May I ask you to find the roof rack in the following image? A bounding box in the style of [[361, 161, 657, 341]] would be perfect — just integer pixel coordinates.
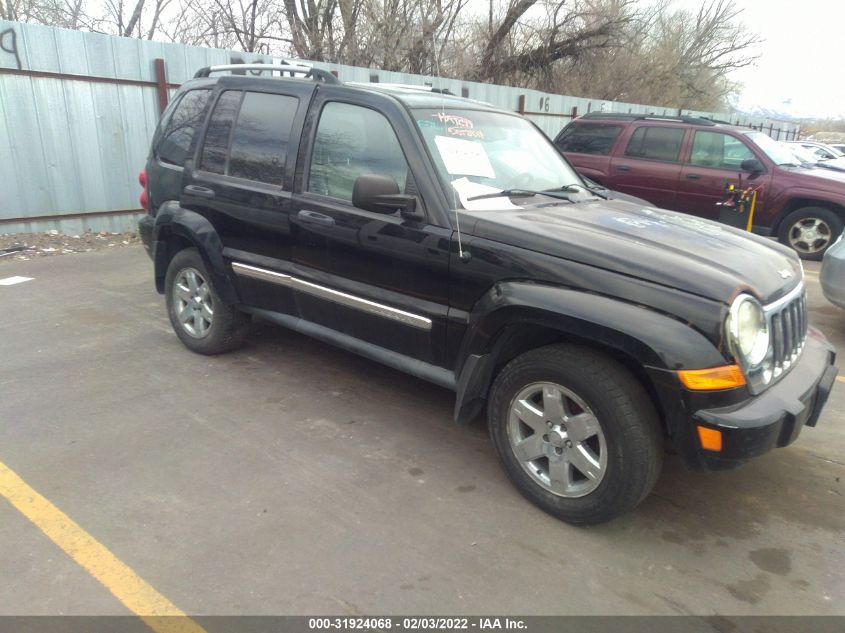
[[194, 64, 340, 84], [347, 82, 455, 96], [579, 112, 717, 127]]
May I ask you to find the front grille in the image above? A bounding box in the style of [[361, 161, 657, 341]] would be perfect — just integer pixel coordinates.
[[767, 286, 808, 378]]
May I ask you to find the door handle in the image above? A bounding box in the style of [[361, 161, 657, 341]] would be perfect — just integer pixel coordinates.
[[616, 164, 631, 172], [183, 185, 215, 199], [686, 173, 702, 180], [297, 210, 335, 228]]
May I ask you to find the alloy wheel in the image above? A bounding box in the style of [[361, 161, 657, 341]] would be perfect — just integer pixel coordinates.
[[788, 217, 833, 255], [173, 267, 214, 338], [507, 382, 607, 498]]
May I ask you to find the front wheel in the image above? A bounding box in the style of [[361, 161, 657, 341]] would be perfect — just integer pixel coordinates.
[[778, 207, 843, 260], [487, 344, 663, 525]]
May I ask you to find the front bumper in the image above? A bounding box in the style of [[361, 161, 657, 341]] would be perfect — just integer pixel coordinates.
[[692, 328, 837, 469], [138, 214, 155, 260]]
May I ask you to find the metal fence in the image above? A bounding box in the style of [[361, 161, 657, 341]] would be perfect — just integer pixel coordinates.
[[0, 19, 802, 235]]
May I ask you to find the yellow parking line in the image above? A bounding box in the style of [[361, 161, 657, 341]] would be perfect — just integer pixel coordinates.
[[836, 375, 845, 384], [0, 460, 206, 633]]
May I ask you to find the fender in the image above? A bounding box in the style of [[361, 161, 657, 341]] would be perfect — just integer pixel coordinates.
[[770, 187, 845, 230], [453, 281, 727, 424], [151, 202, 240, 304]]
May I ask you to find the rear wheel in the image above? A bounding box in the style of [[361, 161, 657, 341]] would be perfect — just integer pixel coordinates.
[[165, 248, 250, 354], [778, 207, 843, 260], [487, 344, 663, 525]]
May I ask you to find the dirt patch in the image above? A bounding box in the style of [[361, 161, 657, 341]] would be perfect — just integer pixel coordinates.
[[0, 230, 141, 263]]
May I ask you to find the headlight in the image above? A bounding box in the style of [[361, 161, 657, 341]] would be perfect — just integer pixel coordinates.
[[726, 295, 769, 367]]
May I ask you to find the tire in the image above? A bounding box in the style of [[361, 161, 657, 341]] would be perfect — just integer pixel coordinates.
[[164, 247, 250, 355], [487, 344, 662, 525], [777, 207, 843, 261]]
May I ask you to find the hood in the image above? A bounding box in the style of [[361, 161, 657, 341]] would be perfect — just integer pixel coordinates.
[[814, 158, 845, 173], [779, 164, 845, 186], [462, 197, 802, 304]]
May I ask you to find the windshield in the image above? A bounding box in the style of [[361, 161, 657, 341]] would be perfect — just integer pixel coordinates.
[[744, 131, 799, 166], [817, 143, 844, 158], [413, 108, 589, 208]]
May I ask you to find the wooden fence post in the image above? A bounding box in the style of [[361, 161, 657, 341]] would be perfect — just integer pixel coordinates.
[[154, 58, 169, 115]]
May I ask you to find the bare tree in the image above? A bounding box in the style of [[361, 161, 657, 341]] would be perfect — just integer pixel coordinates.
[[2, 0, 90, 28], [556, 0, 760, 110], [3, 0, 762, 113], [467, 0, 634, 83]]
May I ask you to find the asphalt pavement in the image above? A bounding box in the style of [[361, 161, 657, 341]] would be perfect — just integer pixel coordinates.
[[0, 247, 842, 616]]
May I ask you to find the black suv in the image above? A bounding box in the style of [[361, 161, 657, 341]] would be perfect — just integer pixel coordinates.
[[139, 64, 838, 524]]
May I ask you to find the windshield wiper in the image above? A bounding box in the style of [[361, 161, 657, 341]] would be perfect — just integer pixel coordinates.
[[466, 189, 539, 201], [547, 183, 607, 199]]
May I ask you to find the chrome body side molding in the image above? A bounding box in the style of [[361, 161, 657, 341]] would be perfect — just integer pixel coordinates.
[[231, 262, 433, 331]]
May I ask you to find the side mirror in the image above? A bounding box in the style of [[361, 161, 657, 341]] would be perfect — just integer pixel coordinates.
[[740, 158, 764, 175], [352, 174, 423, 220]]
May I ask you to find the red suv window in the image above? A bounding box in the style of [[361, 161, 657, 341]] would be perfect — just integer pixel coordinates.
[[624, 126, 685, 163], [556, 123, 622, 155]]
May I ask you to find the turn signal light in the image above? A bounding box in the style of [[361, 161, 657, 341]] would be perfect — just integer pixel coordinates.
[[677, 365, 746, 391], [697, 426, 723, 452]]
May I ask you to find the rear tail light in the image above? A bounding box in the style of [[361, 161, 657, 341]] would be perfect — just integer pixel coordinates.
[[139, 168, 149, 210]]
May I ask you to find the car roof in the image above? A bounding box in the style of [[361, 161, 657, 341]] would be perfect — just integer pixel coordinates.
[[183, 70, 509, 115], [349, 83, 504, 112], [571, 112, 745, 130]]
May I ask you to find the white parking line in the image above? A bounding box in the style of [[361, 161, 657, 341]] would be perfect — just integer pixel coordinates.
[[0, 276, 34, 286]]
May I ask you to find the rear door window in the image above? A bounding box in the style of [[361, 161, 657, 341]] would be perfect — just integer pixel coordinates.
[[198, 91, 299, 184], [157, 89, 211, 166], [199, 91, 242, 174], [229, 92, 298, 183], [556, 123, 622, 155], [624, 126, 685, 162]]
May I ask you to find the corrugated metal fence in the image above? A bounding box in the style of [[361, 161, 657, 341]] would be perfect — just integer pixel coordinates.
[[0, 19, 801, 235]]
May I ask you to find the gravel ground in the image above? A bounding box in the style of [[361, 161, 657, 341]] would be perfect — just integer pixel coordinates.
[[0, 230, 142, 263]]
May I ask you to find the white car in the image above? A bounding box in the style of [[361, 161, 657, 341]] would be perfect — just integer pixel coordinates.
[[781, 142, 845, 172], [788, 140, 845, 161]]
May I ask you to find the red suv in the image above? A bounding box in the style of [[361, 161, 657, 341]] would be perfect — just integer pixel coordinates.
[[555, 113, 845, 259]]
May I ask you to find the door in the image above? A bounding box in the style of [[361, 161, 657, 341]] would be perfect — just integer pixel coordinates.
[[180, 81, 314, 314], [676, 130, 769, 221], [290, 96, 452, 366], [607, 125, 687, 209]]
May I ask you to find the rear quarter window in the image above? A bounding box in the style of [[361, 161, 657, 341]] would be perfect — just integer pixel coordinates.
[[156, 88, 211, 167], [556, 123, 622, 155]]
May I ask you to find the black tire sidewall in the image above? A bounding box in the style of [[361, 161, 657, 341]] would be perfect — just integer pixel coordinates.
[[778, 207, 843, 261], [487, 345, 662, 525]]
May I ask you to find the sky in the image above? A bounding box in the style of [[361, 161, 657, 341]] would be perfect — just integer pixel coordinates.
[[673, 0, 844, 118]]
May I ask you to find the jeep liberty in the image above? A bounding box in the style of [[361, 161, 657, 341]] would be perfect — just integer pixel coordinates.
[[139, 65, 838, 524]]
